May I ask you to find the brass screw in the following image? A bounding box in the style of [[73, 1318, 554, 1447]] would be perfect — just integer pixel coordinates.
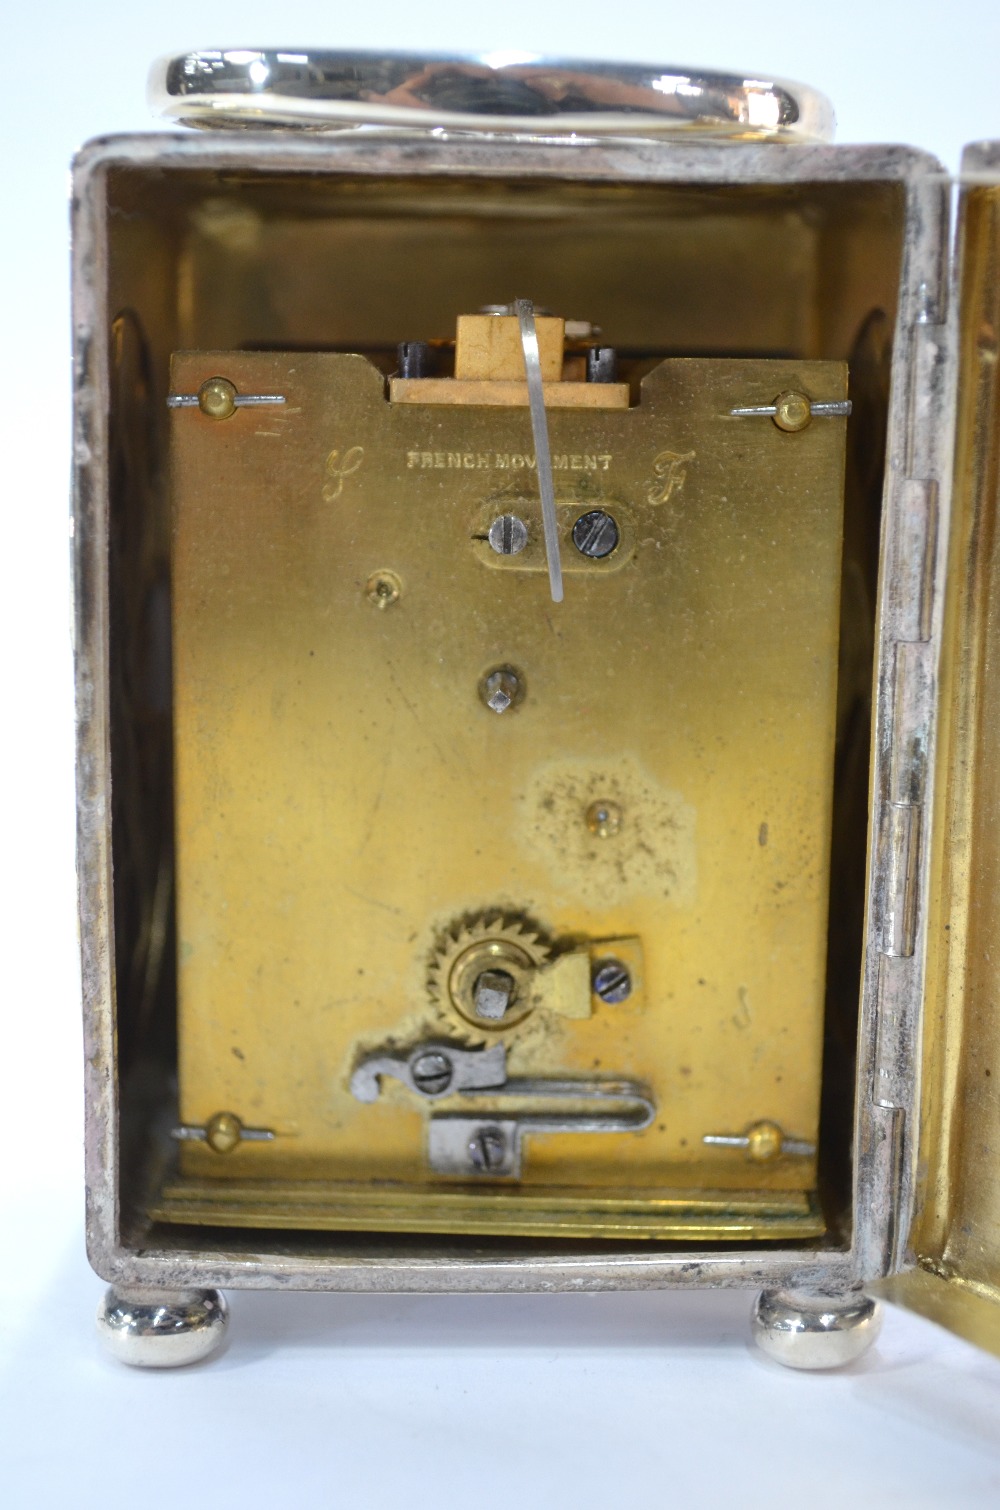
[[772, 392, 812, 433], [745, 1120, 784, 1162], [365, 570, 401, 609], [205, 1111, 243, 1153], [586, 799, 623, 838], [197, 377, 238, 420]]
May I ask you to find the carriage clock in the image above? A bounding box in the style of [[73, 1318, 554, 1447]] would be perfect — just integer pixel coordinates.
[[73, 50, 1000, 1369]]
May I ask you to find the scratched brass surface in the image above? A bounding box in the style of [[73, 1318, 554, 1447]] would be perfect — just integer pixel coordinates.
[[910, 178, 1000, 1351], [389, 378, 630, 408], [164, 349, 847, 1239]]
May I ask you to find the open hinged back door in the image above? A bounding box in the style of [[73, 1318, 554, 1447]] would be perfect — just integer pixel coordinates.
[[874, 143, 1000, 1356]]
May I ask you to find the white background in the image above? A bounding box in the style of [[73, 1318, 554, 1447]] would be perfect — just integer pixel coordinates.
[[3, 3, 1000, 1505]]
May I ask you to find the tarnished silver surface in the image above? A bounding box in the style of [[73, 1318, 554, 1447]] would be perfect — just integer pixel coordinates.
[[97, 1286, 229, 1368], [751, 1288, 883, 1370], [150, 51, 834, 141], [961, 140, 1000, 183], [853, 177, 954, 1286], [72, 127, 950, 1296]]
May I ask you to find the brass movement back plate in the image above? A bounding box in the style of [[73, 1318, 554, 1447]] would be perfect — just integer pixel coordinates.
[[160, 351, 847, 1240]]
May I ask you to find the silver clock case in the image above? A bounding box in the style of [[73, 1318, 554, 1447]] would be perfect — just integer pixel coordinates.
[[72, 125, 950, 1310]]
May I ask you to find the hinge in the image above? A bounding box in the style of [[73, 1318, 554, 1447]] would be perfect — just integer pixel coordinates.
[[904, 321, 948, 483], [887, 480, 938, 644], [871, 647, 930, 1105], [890, 641, 934, 803], [870, 313, 943, 1111], [876, 642, 933, 966], [878, 802, 922, 960], [873, 954, 918, 1110]]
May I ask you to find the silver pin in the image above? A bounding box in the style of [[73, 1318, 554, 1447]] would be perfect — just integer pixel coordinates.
[[729, 400, 852, 418], [703, 1124, 815, 1158], [166, 393, 286, 409], [515, 298, 563, 604], [171, 1123, 276, 1142]]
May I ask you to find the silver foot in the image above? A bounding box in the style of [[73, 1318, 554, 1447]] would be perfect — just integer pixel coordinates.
[[751, 1287, 882, 1370], [97, 1285, 229, 1368]]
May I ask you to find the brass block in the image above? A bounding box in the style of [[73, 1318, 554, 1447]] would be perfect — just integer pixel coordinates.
[[455, 312, 565, 380]]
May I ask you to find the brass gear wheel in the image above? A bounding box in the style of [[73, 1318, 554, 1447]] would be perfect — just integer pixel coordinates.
[[428, 913, 552, 1029]]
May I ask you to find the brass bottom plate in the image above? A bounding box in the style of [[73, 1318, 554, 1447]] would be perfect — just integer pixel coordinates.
[[153, 1178, 824, 1241]]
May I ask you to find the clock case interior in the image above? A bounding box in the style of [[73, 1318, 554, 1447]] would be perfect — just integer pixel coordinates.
[[92, 147, 909, 1266]]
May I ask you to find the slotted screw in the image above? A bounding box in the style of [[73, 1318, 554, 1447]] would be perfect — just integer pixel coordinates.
[[488, 514, 528, 555], [397, 341, 433, 379], [586, 346, 618, 383], [468, 1125, 507, 1172], [572, 510, 620, 559], [592, 959, 632, 1004], [410, 1050, 453, 1096]]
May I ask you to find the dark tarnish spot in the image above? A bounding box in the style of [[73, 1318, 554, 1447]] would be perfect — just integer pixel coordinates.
[[520, 756, 695, 906], [231, 1046, 245, 1061], [758, 822, 769, 846]]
